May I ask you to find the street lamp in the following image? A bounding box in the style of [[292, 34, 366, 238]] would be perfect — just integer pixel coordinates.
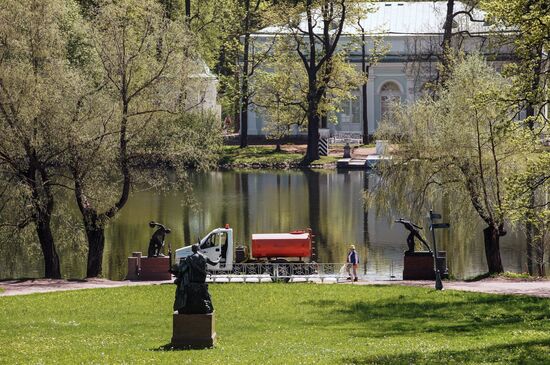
[[429, 210, 450, 290]]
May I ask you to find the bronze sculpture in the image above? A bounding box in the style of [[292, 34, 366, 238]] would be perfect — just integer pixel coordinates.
[[147, 221, 171, 258], [172, 244, 219, 314], [395, 218, 432, 253]]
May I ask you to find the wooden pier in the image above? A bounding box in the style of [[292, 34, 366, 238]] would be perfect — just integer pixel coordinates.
[[337, 155, 392, 170]]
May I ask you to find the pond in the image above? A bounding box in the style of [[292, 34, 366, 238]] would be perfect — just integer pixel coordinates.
[[1, 169, 526, 280]]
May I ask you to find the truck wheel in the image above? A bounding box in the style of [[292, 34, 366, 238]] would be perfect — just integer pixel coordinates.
[[270, 260, 290, 283]]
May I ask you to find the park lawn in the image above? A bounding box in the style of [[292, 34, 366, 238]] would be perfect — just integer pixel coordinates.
[[219, 146, 339, 166], [1, 284, 550, 364]]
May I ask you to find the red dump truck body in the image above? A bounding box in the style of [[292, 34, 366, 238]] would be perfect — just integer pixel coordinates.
[[251, 231, 312, 258]]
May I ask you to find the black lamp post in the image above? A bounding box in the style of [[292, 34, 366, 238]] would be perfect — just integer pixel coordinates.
[[429, 210, 450, 290]]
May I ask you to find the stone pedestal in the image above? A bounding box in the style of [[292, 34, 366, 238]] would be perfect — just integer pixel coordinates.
[[171, 312, 216, 349], [403, 251, 447, 280], [126, 252, 142, 280], [126, 252, 171, 280]]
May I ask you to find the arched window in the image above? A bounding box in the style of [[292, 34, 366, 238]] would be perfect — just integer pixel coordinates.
[[380, 82, 401, 119]]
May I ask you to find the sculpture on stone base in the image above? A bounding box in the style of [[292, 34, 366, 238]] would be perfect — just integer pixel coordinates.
[[147, 221, 171, 258], [395, 218, 432, 253], [172, 244, 219, 314]]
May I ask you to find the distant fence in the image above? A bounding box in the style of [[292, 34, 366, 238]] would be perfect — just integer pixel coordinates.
[[329, 132, 363, 145], [206, 261, 403, 283]]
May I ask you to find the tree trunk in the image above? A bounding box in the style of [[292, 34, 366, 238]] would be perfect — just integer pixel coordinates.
[[185, 0, 191, 22], [523, 47, 542, 276], [30, 165, 61, 279], [361, 29, 369, 144], [305, 112, 320, 162], [35, 217, 61, 279], [305, 86, 320, 163], [240, 0, 251, 148], [534, 226, 545, 277], [483, 225, 504, 274], [526, 217, 534, 275], [524, 87, 537, 276], [536, 241, 545, 277], [439, 0, 455, 86], [85, 224, 105, 278]]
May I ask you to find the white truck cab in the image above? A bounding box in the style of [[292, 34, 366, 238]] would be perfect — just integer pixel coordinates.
[[175, 227, 234, 271]]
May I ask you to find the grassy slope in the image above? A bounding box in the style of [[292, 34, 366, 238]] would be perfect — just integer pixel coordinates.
[[1, 284, 550, 364], [219, 146, 339, 166]]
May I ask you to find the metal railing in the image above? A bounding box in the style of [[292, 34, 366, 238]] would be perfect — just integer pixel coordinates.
[[206, 261, 403, 283], [329, 132, 363, 145]]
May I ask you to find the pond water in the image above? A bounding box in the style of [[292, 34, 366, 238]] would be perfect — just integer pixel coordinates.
[[2, 169, 527, 280]]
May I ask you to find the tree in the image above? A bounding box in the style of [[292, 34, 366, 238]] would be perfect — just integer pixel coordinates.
[[482, 0, 549, 275], [69, 0, 208, 277], [254, 66, 305, 150], [278, 0, 358, 162], [439, 0, 485, 85], [254, 37, 365, 149], [233, 0, 278, 148], [370, 55, 532, 274], [0, 0, 89, 278], [505, 153, 550, 276]]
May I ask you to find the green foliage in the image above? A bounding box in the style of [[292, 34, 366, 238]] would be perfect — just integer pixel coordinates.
[[0, 0, 94, 277], [183, 0, 277, 121], [482, 0, 550, 276], [466, 271, 537, 281], [504, 152, 550, 273], [0, 0, 224, 277], [254, 37, 367, 140], [137, 111, 223, 170], [482, 0, 549, 109], [253, 39, 309, 139], [64, 0, 212, 214], [501, 271, 535, 280], [2, 284, 550, 364], [369, 55, 536, 273], [371, 55, 530, 223]]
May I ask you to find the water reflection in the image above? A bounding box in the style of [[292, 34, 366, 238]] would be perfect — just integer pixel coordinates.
[[1, 169, 526, 280]]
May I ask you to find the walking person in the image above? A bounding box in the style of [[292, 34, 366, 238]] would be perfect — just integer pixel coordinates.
[[346, 245, 359, 282]]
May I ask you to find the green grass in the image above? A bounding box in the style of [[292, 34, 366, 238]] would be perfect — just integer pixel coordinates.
[[466, 272, 539, 282], [1, 284, 550, 364], [219, 146, 339, 167], [500, 272, 536, 280]]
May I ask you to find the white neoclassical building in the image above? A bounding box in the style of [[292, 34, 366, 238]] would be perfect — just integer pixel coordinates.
[[246, 1, 513, 137], [186, 59, 222, 120]]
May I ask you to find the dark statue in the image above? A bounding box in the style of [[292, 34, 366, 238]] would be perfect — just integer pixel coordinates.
[[395, 218, 432, 253], [172, 244, 219, 314], [147, 221, 171, 258]]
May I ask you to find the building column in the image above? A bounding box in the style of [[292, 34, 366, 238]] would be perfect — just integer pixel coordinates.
[[248, 109, 258, 135], [367, 75, 376, 134]]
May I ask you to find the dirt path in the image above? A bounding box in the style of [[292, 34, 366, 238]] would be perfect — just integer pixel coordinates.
[[1, 277, 550, 298], [0, 278, 173, 296], [346, 277, 550, 298]]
